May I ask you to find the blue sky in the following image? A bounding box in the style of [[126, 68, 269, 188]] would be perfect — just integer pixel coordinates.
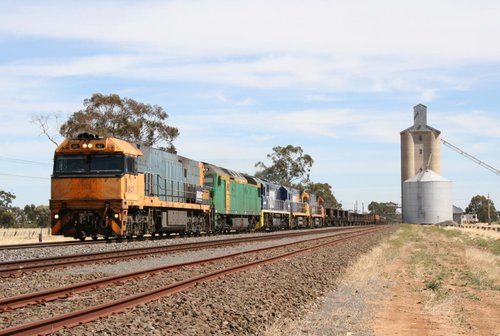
[[0, 0, 499, 211]]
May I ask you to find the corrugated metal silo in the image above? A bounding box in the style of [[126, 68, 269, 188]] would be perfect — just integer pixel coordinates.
[[402, 169, 452, 224]]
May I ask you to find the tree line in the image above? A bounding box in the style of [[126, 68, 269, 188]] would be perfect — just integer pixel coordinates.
[[34, 93, 343, 210], [4, 93, 493, 228], [0, 191, 50, 228]]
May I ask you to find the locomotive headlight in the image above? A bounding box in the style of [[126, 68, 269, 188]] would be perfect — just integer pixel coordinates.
[[114, 213, 119, 218], [54, 214, 59, 219], [82, 143, 88, 148], [87, 143, 93, 148]]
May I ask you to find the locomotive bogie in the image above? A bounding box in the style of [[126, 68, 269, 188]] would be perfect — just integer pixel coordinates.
[[260, 211, 290, 230]]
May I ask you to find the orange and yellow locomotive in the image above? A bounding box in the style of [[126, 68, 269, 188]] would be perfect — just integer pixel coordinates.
[[50, 133, 210, 240]]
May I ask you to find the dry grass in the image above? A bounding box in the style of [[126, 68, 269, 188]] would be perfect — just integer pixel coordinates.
[[463, 247, 500, 290], [444, 225, 500, 240], [0, 228, 71, 244], [343, 243, 390, 283]]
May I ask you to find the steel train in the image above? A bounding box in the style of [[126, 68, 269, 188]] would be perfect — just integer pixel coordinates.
[[50, 134, 380, 240]]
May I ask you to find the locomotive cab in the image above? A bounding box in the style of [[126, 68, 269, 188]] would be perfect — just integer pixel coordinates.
[[50, 134, 143, 240]]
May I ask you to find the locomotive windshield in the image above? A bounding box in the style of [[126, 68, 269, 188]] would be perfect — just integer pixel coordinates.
[[204, 174, 215, 187], [53, 154, 137, 176]]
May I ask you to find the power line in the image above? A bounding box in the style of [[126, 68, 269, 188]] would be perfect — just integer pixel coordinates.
[[0, 155, 51, 166], [0, 173, 50, 180]]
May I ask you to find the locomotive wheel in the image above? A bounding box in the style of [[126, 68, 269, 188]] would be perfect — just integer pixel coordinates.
[[91, 235, 98, 241], [78, 231, 86, 241]]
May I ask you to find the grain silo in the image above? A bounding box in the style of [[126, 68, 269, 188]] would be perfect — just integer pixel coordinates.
[[400, 104, 441, 184], [400, 104, 452, 223], [402, 169, 453, 224]]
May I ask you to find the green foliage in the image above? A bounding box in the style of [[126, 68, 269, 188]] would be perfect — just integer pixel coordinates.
[[0, 209, 15, 227], [0, 190, 16, 208], [0, 191, 50, 228], [465, 195, 498, 222], [59, 93, 179, 152], [306, 182, 341, 209], [0, 190, 16, 228], [425, 278, 442, 291], [255, 145, 314, 188], [368, 201, 398, 215], [23, 204, 51, 228]]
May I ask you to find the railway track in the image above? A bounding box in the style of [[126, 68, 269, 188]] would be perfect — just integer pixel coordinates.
[[0, 226, 358, 250], [0, 233, 200, 250], [0, 239, 116, 250], [0, 226, 385, 335], [0, 226, 368, 277]]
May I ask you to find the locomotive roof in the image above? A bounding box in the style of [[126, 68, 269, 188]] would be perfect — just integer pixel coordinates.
[[55, 136, 143, 156]]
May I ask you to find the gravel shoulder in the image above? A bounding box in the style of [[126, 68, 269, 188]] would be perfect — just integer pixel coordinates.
[[39, 227, 391, 335]]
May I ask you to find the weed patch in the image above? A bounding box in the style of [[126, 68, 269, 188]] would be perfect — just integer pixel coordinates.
[[389, 224, 422, 248]]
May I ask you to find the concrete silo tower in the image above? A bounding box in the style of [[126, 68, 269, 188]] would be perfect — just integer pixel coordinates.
[[400, 104, 452, 224], [400, 104, 441, 184]]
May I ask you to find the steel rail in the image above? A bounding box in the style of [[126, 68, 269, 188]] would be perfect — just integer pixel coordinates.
[[0, 226, 367, 277], [0, 226, 386, 336], [0, 232, 220, 250], [0, 239, 117, 250], [0, 226, 380, 311]]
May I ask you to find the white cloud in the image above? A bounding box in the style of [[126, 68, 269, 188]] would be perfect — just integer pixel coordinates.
[[174, 107, 410, 149], [0, 53, 476, 96], [1, 1, 499, 62], [439, 110, 500, 142], [420, 89, 437, 102]]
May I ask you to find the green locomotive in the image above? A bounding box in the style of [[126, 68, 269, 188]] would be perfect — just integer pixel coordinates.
[[203, 163, 261, 232]]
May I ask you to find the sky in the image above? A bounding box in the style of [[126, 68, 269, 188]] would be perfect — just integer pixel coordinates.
[[0, 0, 499, 212]]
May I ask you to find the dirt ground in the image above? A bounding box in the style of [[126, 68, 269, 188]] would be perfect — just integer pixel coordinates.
[[266, 224, 500, 336], [373, 225, 499, 336]]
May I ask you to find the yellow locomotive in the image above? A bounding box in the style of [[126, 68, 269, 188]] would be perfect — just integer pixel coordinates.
[[50, 133, 210, 240]]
